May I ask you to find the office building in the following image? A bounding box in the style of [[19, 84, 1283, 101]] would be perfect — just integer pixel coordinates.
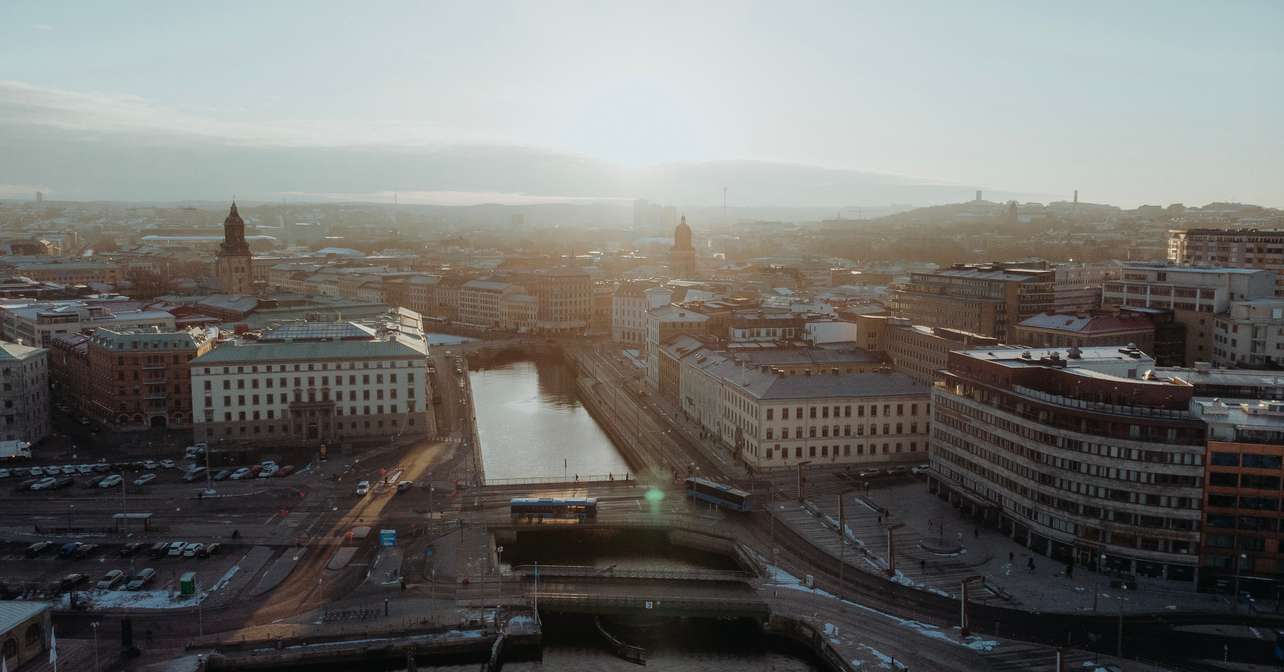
[[85, 328, 213, 431], [0, 301, 175, 348], [930, 346, 1204, 582], [1212, 298, 1284, 368], [1014, 311, 1156, 355], [891, 263, 1055, 342], [190, 322, 433, 447], [1103, 263, 1275, 365]]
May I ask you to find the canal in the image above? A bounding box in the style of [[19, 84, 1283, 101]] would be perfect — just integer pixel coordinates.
[[469, 355, 631, 481]]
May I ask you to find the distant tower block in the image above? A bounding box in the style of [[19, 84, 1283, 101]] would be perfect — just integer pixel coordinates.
[[975, 190, 982, 202], [1074, 189, 1079, 204], [35, 191, 43, 203]]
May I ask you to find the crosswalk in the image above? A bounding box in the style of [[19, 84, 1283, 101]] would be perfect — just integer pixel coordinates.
[[982, 640, 1100, 671]]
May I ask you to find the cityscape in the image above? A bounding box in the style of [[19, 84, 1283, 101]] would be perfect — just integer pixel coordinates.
[[2, 2, 1283, 672]]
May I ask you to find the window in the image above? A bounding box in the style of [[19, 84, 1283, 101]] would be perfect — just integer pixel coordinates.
[[1243, 454, 1283, 469], [1211, 452, 1240, 467]]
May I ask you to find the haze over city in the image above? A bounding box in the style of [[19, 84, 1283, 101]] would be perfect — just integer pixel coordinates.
[[3, 1, 1282, 207], [6, 3, 1284, 672]]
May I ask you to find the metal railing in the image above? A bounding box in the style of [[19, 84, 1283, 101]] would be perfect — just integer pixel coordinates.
[[483, 473, 634, 487], [512, 564, 750, 582]]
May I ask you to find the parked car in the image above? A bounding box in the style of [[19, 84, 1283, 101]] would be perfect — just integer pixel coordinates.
[[249, 465, 262, 477], [229, 467, 251, 480], [133, 474, 157, 487], [119, 542, 146, 557], [257, 466, 277, 479], [77, 465, 94, 475], [355, 480, 370, 496], [182, 543, 204, 558], [29, 466, 45, 477], [276, 465, 296, 477], [0, 468, 10, 479], [396, 480, 413, 494], [84, 475, 107, 488], [203, 543, 222, 557], [59, 573, 88, 590], [910, 464, 931, 477], [182, 467, 207, 483], [92, 463, 110, 473], [59, 542, 83, 558], [25, 541, 52, 557], [212, 469, 231, 481], [159, 459, 176, 469], [98, 475, 123, 488], [51, 476, 74, 490], [77, 416, 90, 425], [147, 542, 169, 559], [125, 568, 156, 590], [16, 478, 40, 491], [10, 467, 29, 477], [73, 543, 99, 559], [142, 460, 158, 471], [96, 569, 125, 590], [29, 477, 58, 491], [167, 541, 187, 557]]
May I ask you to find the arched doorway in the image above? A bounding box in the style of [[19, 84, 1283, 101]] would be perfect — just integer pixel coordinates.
[[150, 416, 168, 429]]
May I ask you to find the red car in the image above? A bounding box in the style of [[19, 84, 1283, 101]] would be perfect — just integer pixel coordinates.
[[275, 465, 296, 477]]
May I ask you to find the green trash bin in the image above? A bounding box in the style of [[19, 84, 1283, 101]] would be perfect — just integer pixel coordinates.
[[179, 571, 197, 596]]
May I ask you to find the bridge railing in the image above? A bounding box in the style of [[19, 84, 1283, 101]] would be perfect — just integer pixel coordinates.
[[530, 591, 769, 615], [512, 564, 751, 582], [483, 473, 634, 487]]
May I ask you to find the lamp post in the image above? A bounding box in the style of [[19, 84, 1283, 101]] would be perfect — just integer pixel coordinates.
[[1116, 585, 1127, 657], [90, 621, 100, 672], [1233, 552, 1247, 612], [1093, 554, 1106, 613], [66, 504, 73, 531]]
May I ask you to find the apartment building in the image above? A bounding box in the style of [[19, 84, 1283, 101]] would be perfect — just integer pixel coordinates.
[[1169, 228, 1284, 296], [1102, 263, 1275, 365], [0, 341, 49, 444], [8, 260, 121, 286], [520, 267, 592, 334], [891, 263, 1054, 342], [457, 280, 524, 328], [86, 328, 213, 431], [190, 322, 433, 447], [1193, 398, 1284, 589], [612, 281, 667, 344], [930, 346, 1205, 582], [851, 314, 1001, 385], [645, 305, 710, 390], [1212, 298, 1284, 368], [1013, 311, 1156, 355]]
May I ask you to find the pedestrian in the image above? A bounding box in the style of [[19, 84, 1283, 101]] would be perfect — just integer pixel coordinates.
[[1065, 562, 1074, 579], [1008, 551, 1014, 562], [1027, 557, 1035, 573], [974, 526, 979, 539]]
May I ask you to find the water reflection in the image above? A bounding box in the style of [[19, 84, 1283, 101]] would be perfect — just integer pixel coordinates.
[[471, 357, 631, 480]]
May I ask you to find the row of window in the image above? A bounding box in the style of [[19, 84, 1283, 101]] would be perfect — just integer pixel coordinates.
[[764, 402, 923, 421], [205, 372, 414, 391], [200, 360, 419, 375], [207, 403, 416, 423], [764, 422, 920, 440]]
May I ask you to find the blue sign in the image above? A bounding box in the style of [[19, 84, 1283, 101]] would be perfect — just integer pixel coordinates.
[[380, 529, 397, 547]]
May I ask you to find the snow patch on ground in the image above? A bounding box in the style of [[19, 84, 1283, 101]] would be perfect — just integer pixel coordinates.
[[80, 589, 204, 610], [211, 564, 239, 592], [859, 644, 908, 670], [765, 565, 999, 653]]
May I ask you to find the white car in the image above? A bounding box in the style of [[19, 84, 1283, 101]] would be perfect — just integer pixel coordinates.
[[42, 466, 58, 476], [167, 541, 187, 557], [142, 461, 158, 470], [133, 474, 157, 486], [30, 477, 58, 491], [77, 465, 94, 475], [0, 469, 10, 479], [229, 467, 251, 480], [29, 466, 43, 477], [258, 466, 277, 479], [159, 459, 176, 469], [355, 480, 370, 496], [98, 475, 123, 488]]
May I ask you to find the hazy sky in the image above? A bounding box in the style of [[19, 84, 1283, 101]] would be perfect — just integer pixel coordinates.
[[2, 1, 1282, 207]]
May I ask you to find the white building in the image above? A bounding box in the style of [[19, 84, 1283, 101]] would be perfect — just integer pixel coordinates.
[[190, 322, 433, 447], [0, 341, 49, 444], [644, 305, 710, 390], [612, 282, 671, 344], [458, 280, 523, 328], [1213, 298, 1284, 368]]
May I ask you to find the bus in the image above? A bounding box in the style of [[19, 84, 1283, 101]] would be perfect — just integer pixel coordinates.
[[685, 476, 753, 512], [510, 497, 598, 521]]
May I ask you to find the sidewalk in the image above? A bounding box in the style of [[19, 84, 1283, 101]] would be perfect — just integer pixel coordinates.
[[816, 481, 1238, 615]]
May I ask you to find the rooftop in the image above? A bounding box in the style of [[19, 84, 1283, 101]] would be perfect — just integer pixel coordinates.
[[730, 370, 927, 401], [0, 600, 49, 635], [1017, 312, 1153, 334]]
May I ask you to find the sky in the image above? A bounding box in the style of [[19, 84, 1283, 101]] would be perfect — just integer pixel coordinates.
[[1, 1, 1282, 207]]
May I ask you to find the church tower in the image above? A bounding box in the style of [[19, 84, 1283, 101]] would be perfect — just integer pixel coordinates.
[[215, 202, 254, 295], [669, 215, 696, 277]]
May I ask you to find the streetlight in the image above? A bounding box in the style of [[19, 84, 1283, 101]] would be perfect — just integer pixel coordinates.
[[1233, 552, 1247, 612], [1093, 554, 1106, 613], [66, 504, 73, 531], [90, 621, 100, 672], [1116, 585, 1127, 658]]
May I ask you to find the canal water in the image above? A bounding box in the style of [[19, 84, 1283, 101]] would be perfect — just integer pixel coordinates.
[[469, 356, 630, 481]]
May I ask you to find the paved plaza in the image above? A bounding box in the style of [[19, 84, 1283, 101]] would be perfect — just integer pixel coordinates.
[[784, 480, 1250, 615]]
